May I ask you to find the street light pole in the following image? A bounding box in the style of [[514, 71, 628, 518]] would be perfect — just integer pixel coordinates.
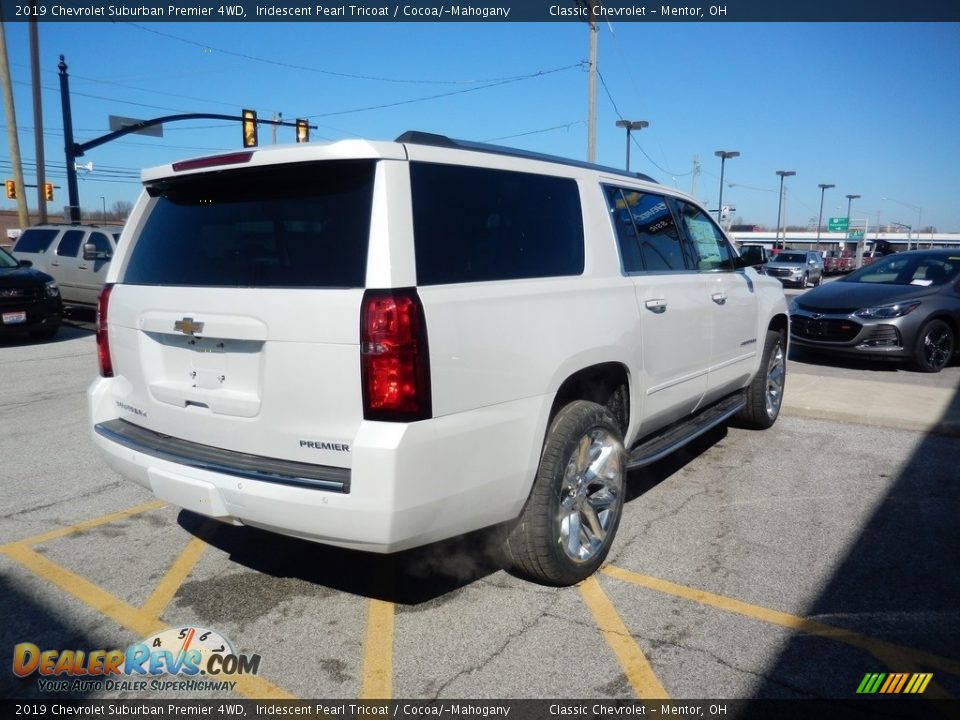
[[845, 194, 860, 255], [775, 170, 796, 250], [615, 120, 648, 172], [816, 183, 834, 249], [883, 197, 922, 250], [714, 150, 739, 223]]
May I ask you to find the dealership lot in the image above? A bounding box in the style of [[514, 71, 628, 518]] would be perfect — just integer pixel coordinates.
[[2, 316, 958, 702]]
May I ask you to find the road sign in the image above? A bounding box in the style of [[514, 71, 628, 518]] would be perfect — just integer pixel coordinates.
[[847, 229, 864, 240], [828, 217, 849, 232], [109, 115, 163, 138]]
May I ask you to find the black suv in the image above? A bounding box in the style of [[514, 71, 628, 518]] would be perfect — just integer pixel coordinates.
[[0, 246, 62, 340]]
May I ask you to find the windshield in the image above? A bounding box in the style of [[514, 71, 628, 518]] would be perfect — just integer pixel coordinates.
[[774, 253, 806, 263], [843, 254, 960, 286], [0, 247, 18, 268]]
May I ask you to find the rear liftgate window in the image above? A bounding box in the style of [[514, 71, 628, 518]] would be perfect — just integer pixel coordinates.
[[410, 162, 584, 285], [124, 160, 376, 288]]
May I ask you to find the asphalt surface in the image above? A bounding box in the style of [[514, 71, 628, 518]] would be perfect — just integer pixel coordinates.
[[2, 303, 958, 704]]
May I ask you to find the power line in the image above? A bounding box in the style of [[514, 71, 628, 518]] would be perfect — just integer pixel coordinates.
[[308, 64, 583, 119], [597, 69, 689, 178], [484, 122, 585, 142], [128, 23, 578, 87]]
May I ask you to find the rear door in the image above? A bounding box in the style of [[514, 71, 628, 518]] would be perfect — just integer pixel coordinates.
[[106, 159, 379, 469], [50, 229, 85, 302], [604, 185, 709, 434]]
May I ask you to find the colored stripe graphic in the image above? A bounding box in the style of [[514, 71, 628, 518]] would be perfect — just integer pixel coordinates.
[[857, 672, 933, 694]]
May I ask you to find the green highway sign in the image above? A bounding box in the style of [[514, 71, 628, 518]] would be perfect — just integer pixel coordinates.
[[847, 229, 864, 240], [828, 217, 849, 232]]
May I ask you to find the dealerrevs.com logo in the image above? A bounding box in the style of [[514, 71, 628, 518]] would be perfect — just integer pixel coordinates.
[[13, 626, 261, 693]]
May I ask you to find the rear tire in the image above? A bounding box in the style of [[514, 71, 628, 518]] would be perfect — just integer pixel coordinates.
[[911, 319, 954, 373], [734, 329, 786, 430], [505, 401, 626, 586]]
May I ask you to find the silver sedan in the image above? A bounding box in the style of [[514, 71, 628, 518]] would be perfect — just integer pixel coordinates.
[[789, 249, 960, 372]]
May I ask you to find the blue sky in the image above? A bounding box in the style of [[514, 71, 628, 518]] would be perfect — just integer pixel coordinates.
[[2, 21, 959, 230]]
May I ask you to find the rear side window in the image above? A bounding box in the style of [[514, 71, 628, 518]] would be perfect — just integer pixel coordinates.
[[14, 228, 58, 253], [123, 161, 375, 288], [56, 230, 84, 258], [410, 162, 584, 285]]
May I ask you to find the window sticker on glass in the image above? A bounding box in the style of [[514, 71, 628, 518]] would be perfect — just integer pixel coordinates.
[[911, 279, 934, 286]]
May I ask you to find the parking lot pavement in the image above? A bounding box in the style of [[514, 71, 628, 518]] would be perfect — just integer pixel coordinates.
[[3, 326, 959, 703]]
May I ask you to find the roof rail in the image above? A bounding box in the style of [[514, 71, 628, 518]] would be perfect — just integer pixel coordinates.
[[395, 130, 658, 184]]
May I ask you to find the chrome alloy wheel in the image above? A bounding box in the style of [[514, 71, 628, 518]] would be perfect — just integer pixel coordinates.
[[557, 429, 624, 563], [765, 339, 786, 420]]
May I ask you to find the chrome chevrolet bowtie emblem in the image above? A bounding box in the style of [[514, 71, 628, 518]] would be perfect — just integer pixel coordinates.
[[174, 317, 204, 335], [811, 313, 824, 320]]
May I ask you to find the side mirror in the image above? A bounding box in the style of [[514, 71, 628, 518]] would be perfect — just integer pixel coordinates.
[[739, 247, 764, 266], [17, 258, 32, 268]]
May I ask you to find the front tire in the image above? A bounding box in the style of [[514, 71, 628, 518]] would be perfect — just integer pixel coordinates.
[[912, 319, 954, 373], [734, 328, 786, 430], [505, 401, 626, 586]]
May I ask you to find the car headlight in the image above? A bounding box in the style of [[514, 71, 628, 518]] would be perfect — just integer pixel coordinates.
[[45, 280, 60, 298], [854, 301, 920, 319]]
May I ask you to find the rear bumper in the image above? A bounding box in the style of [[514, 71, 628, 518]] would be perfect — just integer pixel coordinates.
[[88, 378, 547, 553]]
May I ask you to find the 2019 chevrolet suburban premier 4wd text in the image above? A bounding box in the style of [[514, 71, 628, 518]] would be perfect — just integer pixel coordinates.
[[88, 132, 789, 585]]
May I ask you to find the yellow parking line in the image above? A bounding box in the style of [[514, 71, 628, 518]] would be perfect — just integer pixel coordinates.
[[603, 566, 960, 677], [4, 528, 296, 700], [0, 500, 166, 551], [359, 599, 395, 699], [139, 536, 208, 621], [579, 575, 670, 699], [4, 543, 164, 638]]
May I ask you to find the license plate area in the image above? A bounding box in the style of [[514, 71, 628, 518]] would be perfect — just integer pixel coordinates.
[[2, 311, 26, 325]]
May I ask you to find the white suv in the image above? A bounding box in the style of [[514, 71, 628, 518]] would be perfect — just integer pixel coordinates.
[[12, 223, 121, 306], [88, 133, 788, 585]]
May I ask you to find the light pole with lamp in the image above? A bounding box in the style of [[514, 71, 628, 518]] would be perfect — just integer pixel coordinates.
[[775, 170, 795, 250], [882, 197, 922, 250], [844, 194, 860, 258], [615, 120, 648, 172], [714, 150, 739, 223], [815, 183, 834, 250]]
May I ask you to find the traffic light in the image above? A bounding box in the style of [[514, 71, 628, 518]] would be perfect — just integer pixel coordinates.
[[242, 108, 258, 148], [44, 182, 54, 201], [295, 118, 309, 144], [5, 179, 15, 200]]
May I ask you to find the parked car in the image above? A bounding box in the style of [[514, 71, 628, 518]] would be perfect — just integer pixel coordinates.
[[88, 132, 788, 585], [790, 249, 960, 372], [12, 224, 121, 307], [0, 245, 62, 340], [764, 250, 824, 287], [860, 251, 881, 267]]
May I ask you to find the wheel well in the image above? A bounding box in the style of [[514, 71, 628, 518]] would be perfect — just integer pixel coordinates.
[[549, 363, 630, 435], [769, 313, 788, 337]]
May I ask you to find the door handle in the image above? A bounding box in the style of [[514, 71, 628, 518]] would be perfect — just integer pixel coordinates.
[[712, 293, 727, 305], [644, 299, 667, 313]]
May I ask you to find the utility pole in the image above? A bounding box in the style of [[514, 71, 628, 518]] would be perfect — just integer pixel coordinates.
[[0, 21, 30, 229], [586, 4, 597, 163], [29, 13, 46, 223], [690, 155, 699, 197]]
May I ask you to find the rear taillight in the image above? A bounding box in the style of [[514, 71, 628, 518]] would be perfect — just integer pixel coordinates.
[[361, 288, 431, 422], [97, 284, 113, 378]]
